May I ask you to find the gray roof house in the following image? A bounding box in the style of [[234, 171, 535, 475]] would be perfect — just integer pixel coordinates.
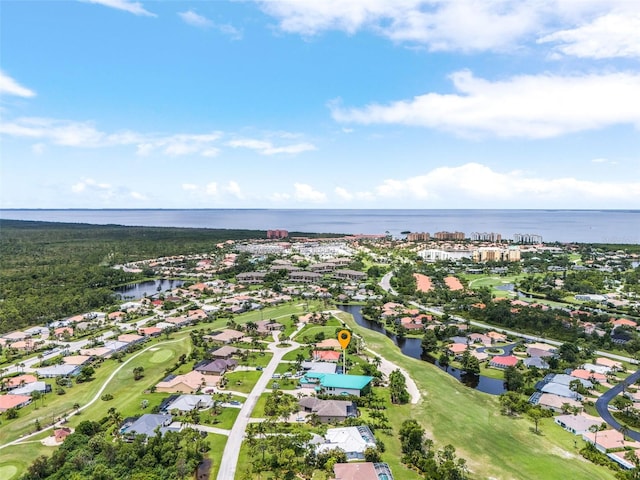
[[298, 397, 356, 423], [120, 414, 174, 438]]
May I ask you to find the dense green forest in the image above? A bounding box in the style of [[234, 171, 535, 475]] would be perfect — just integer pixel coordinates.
[[0, 220, 334, 334]]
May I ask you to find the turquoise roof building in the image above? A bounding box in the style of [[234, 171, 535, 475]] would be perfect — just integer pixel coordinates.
[[301, 373, 373, 397]]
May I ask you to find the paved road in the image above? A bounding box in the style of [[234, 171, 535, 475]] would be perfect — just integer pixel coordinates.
[[216, 332, 300, 480], [595, 369, 640, 440]]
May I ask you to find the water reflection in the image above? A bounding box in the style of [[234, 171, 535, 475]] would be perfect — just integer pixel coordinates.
[[114, 279, 184, 299], [338, 304, 506, 395]]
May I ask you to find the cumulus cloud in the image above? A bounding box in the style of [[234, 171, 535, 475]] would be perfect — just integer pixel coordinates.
[[227, 137, 316, 155], [130, 191, 147, 200], [225, 181, 244, 199], [256, 0, 640, 57], [331, 70, 640, 138], [294, 183, 327, 203], [83, 0, 156, 17], [370, 163, 640, 203], [182, 183, 198, 191], [0, 71, 36, 98], [539, 13, 640, 59], [178, 10, 213, 28], [256, 0, 541, 52]]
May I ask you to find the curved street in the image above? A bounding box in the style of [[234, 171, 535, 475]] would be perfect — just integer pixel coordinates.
[[596, 369, 640, 441]]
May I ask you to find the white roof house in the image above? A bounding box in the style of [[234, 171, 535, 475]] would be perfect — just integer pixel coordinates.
[[315, 426, 376, 460]]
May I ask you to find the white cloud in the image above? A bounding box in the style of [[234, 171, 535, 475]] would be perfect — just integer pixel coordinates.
[[335, 187, 353, 201], [225, 181, 244, 199], [205, 182, 219, 196], [294, 183, 327, 203], [539, 13, 640, 59], [331, 70, 640, 138], [257, 0, 543, 52], [370, 163, 640, 203], [71, 178, 112, 193], [591, 158, 618, 166], [227, 137, 316, 155], [84, 0, 156, 17], [0, 117, 224, 156], [256, 0, 640, 57], [0, 71, 36, 98], [130, 191, 147, 200], [179, 10, 213, 28], [217, 23, 243, 40], [182, 183, 198, 191]]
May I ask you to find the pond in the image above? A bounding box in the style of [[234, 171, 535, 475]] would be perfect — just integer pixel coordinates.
[[114, 279, 184, 300], [338, 304, 506, 395]]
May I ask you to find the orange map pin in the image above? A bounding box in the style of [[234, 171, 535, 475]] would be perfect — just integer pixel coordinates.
[[337, 330, 351, 349]]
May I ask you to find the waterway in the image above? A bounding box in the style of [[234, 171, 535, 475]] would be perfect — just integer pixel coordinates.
[[338, 304, 506, 395], [114, 279, 184, 299]]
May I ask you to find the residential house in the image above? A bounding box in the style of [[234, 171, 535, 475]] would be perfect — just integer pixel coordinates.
[[9, 381, 50, 396], [0, 394, 31, 412], [555, 414, 603, 435], [301, 362, 338, 375], [316, 339, 342, 350], [595, 358, 624, 372], [315, 426, 376, 460], [332, 462, 394, 480], [530, 392, 582, 413], [162, 394, 213, 413], [489, 355, 519, 369], [118, 333, 145, 345], [36, 364, 79, 378], [298, 397, 356, 423], [4, 374, 37, 390], [138, 327, 162, 337], [120, 414, 174, 438], [300, 373, 373, 397], [204, 329, 245, 344], [155, 371, 220, 394], [582, 429, 636, 453], [195, 359, 237, 376], [313, 350, 341, 363], [210, 346, 239, 359], [487, 331, 507, 343]]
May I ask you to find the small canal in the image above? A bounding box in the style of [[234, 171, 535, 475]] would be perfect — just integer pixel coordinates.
[[338, 304, 506, 395]]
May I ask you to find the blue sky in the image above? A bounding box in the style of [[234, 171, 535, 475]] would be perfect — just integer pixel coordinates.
[[1, 0, 639, 209]]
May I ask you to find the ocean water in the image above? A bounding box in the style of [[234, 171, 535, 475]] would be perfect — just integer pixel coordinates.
[[1, 209, 639, 244]]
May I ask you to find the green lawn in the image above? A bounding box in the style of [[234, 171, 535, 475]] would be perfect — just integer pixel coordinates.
[[201, 406, 240, 430], [205, 433, 228, 479], [222, 370, 263, 394], [282, 346, 311, 361], [0, 442, 56, 480], [250, 393, 270, 418], [294, 325, 341, 343], [337, 311, 617, 480], [238, 351, 273, 368]]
